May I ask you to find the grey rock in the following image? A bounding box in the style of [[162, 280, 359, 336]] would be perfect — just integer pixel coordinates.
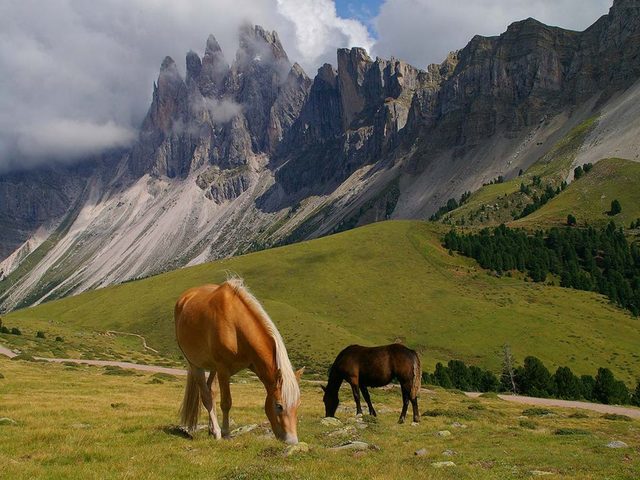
[[436, 430, 452, 437], [431, 461, 456, 468], [442, 449, 456, 456], [321, 417, 343, 427], [230, 424, 259, 437], [0, 417, 17, 425], [414, 448, 428, 456], [530, 471, 554, 476], [284, 442, 309, 456], [606, 440, 628, 448], [330, 441, 372, 452]]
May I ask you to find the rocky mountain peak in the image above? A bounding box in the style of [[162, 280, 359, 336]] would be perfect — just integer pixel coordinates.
[[237, 24, 288, 64], [205, 34, 223, 54], [185, 50, 202, 82]]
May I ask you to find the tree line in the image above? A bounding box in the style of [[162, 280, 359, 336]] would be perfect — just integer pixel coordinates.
[[443, 222, 640, 315], [424, 355, 640, 407]]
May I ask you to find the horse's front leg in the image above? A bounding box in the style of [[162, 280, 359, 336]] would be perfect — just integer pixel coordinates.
[[349, 381, 363, 416], [360, 385, 376, 416], [398, 386, 409, 424], [218, 373, 232, 438]]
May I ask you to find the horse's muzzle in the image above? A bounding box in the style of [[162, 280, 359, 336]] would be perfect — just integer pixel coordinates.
[[283, 433, 298, 445]]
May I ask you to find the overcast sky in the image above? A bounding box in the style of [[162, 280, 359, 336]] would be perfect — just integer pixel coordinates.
[[0, 0, 611, 171]]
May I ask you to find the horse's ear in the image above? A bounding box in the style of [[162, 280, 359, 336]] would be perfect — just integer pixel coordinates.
[[275, 368, 283, 388], [295, 367, 305, 383]]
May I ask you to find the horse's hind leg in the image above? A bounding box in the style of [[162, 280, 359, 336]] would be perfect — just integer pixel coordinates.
[[218, 373, 232, 438], [360, 385, 376, 416], [398, 385, 410, 424], [410, 396, 420, 423], [197, 368, 222, 439]]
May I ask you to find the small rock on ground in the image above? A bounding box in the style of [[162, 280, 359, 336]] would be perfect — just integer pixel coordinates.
[[436, 430, 452, 437], [606, 441, 628, 449], [442, 449, 456, 456], [321, 417, 343, 427], [530, 471, 554, 476], [327, 426, 357, 437], [330, 441, 373, 452], [451, 422, 467, 429], [431, 461, 456, 468], [230, 424, 258, 437], [414, 448, 428, 456], [0, 417, 17, 425], [284, 442, 309, 457]]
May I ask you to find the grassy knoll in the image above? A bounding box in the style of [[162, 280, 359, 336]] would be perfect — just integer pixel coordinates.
[[3, 221, 640, 383], [513, 158, 640, 230], [445, 117, 599, 228], [0, 359, 638, 479]]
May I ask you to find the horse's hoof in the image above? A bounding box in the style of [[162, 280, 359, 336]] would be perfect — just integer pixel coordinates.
[[398, 418, 405, 424]]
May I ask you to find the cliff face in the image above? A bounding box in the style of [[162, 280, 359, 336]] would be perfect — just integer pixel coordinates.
[[1, 1, 640, 310]]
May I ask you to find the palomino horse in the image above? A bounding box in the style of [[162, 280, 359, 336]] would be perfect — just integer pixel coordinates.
[[322, 344, 421, 424], [175, 278, 304, 444]]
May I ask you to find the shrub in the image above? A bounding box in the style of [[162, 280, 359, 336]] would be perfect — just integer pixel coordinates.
[[519, 419, 537, 429], [522, 408, 553, 416], [10, 327, 21, 335], [0, 326, 9, 334], [601, 413, 632, 421], [567, 214, 577, 226], [55, 336, 64, 342], [36, 331, 45, 339], [518, 356, 553, 397], [554, 428, 590, 435], [568, 412, 589, 419], [574, 165, 584, 180], [609, 199, 622, 216]]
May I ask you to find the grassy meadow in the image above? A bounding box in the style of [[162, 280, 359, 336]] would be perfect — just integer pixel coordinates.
[[1, 358, 639, 479], [3, 221, 640, 384]]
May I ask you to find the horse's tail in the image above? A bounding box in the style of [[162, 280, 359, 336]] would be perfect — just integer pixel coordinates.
[[180, 366, 201, 431], [410, 352, 422, 399]]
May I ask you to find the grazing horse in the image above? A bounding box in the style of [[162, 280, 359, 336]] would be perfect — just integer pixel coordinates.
[[322, 344, 421, 424], [175, 278, 304, 444]]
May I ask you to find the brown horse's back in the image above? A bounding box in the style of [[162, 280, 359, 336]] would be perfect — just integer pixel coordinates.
[[175, 283, 252, 371]]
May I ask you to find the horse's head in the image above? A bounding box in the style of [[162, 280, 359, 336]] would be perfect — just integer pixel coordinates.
[[321, 385, 339, 417], [266, 367, 304, 444]]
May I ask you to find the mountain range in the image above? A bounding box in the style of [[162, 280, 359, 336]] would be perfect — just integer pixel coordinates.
[[1, 0, 639, 311]]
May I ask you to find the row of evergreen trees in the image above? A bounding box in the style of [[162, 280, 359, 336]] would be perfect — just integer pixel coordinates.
[[430, 191, 471, 221], [424, 356, 640, 406], [443, 222, 640, 315]]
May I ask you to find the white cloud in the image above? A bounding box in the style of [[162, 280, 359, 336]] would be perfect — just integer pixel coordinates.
[[372, 0, 612, 68], [276, 0, 374, 68], [0, 0, 614, 170]]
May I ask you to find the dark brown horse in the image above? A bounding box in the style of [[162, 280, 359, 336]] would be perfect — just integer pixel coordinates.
[[322, 344, 421, 423]]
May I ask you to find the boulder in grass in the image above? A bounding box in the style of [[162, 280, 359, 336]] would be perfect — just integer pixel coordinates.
[[431, 461, 456, 468], [606, 441, 628, 449], [321, 417, 343, 427], [284, 442, 309, 457]]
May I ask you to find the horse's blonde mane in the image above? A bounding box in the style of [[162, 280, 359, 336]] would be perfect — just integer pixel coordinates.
[[226, 277, 300, 409]]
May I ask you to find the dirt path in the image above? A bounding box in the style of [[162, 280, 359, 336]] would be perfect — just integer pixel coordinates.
[[105, 330, 159, 353], [465, 392, 640, 419], [0, 344, 18, 358], [1, 342, 639, 418]]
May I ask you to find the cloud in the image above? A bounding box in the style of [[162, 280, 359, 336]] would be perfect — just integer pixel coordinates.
[[276, 0, 374, 68], [193, 98, 243, 124], [0, 0, 613, 171], [0, 0, 371, 170], [372, 0, 612, 68]]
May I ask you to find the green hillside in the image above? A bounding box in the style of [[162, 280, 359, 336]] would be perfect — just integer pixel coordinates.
[[513, 158, 640, 229], [3, 221, 639, 383]]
